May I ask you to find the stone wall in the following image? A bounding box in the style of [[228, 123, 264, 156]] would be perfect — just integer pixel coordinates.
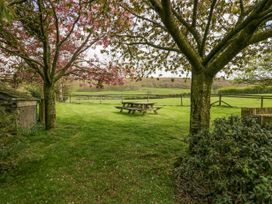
[[16, 101, 37, 129]]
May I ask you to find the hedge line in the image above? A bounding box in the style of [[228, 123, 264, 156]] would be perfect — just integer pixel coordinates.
[[218, 86, 272, 95]]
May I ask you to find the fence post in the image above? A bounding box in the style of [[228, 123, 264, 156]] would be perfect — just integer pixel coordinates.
[[100, 96, 102, 104], [147, 93, 149, 102], [180, 94, 183, 106], [219, 94, 222, 106], [69, 94, 72, 103], [261, 96, 264, 108]]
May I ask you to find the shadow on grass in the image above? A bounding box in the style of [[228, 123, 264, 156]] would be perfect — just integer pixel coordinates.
[[0, 104, 188, 204], [112, 111, 161, 117]]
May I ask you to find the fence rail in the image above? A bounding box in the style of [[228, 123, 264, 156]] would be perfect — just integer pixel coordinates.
[[63, 93, 272, 108]]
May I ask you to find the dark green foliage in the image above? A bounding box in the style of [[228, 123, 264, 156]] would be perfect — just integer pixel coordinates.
[[0, 82, 32, 98], [26, 85, 42, 99], [218, 86, 272, 95], [175, 116, 272, 204], [0, 107, 16, 136]]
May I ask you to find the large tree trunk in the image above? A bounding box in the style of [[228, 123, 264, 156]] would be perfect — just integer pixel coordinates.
[[44, 83, 56, 130], [190, 71, 213, 135]]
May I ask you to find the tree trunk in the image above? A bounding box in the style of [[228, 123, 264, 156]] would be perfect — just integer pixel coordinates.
[[44, 83, 56, 130], [190, 71, 213, 135]]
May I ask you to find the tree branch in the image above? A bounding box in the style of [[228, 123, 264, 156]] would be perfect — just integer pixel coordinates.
[[192, 0, 198, 27], [125, 41, 180, 52], [149, 0, 204, 71], [204, 0, 271, 65], [37, 0, 51, 83], [58, 2, 82, 46], [148, 0, 162, 13], [206, 19, 261, 76], [48, 0, 59, 79], [238, 0, 245, 21], [54, 34, 101, 82], [172, 9, 202, 50], [119, 3, 167, 31], [200, 0, 217, 56], [0, 45, 44, 78], [249, 29, 272, 44]]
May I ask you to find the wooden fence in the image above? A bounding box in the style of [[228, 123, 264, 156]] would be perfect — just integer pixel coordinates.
[[64, 93, 188, 105], [211, 94, 272, 108], [62, 93, 272, 108]]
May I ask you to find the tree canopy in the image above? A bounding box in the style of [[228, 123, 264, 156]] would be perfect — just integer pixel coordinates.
[[237, 51, 272, 86], [0, 0, 129, 129], [113, 0, 272, 134]]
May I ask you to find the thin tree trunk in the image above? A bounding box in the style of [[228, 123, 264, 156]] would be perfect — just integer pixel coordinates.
[[44, 83, 56, 130], [190, 71, 213, 135], [59, 81, 64, 102]]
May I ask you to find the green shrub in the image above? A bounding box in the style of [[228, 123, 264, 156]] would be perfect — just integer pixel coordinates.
[[218, 86, 272, 95], [175, 116, 272, 204], [26, 85, 42, 99]]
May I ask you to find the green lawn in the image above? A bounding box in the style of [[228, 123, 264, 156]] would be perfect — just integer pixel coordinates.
[[0, 103, 251, 203]]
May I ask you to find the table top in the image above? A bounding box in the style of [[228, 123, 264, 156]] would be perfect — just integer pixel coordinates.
[[122, 101, 155, 105], [256, 114, 272, 117]]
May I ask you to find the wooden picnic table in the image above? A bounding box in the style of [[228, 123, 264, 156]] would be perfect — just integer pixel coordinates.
[[115, 101, 162, 114]]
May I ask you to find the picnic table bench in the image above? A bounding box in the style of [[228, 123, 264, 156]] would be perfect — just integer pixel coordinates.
[[241, 107, 272, 126], [115, 101, 162, 114]]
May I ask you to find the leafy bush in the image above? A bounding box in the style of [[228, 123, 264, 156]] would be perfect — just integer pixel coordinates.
[[218, 85, 272, 95], [26, 85, 42, 99], [175, 116, 272, 204]]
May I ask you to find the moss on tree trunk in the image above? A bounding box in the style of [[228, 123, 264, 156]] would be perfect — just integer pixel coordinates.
[[190, 71, 213, 135], [44, 83, 56, 130]]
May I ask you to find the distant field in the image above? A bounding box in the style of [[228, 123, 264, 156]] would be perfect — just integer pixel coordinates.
[[73, 88, 190, 95], [70, 77, 239, 93]]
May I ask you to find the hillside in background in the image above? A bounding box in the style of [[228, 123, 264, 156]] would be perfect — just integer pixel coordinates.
[[71, 78, 243, 94]]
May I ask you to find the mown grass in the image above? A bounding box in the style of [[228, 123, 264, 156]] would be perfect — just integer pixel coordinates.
[[0, 103, 251, 203]]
